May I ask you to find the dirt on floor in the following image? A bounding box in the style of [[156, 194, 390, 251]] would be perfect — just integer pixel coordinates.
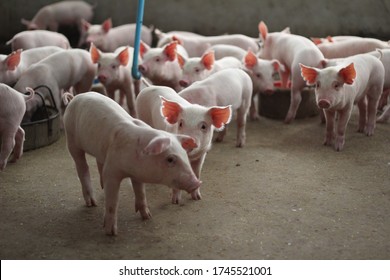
[[1, 109, 389, 260]]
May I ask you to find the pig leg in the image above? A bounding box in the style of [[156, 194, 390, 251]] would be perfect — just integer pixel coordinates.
[[102, 176, 122, 236], [378, 89, 390, 110], [365, 87, 381, 136], [377, 105, 390, 123], [0, 130, 16, 171], [123, 89, 136, 117], [323, 110, 336, 146], [249, 93, 259, 121], [356, 97, 367, 133], [285, 66, 306, 124], [10, 127, 25, 163], [334, 107, 353, 151], [96, 160, 104, 189], [133, 79, 141, 96], [131, 178, 152, 220], [68, 144, 97, 206], [171, 189, 182, 204], [215, 127, 227, 143], [280, 68, 290, 89], [73, 74, 95, 95], [236, 106, 248, 147]]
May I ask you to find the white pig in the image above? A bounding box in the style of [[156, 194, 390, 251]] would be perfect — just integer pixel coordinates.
[[207, 44, 247, 60], [89, 43, 139, 116], [258, 21, 325, 123], [178, 50, 242, 87], [242, 49, 285, 120], [300, 53, 384, 151], [0, 84, 34, 171], [83, 18, 153, 52], [6, 30, 71, 51], [136, 85, 232, 203], [139, 41, 188, 91], [179, 68, 252, 147], [64, 92, 201, 235], [21, 0, 94, 47], [14, 49, 96, 121], [0, 46, 63, 86]]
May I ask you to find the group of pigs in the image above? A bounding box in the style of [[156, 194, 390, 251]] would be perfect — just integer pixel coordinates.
[[1, 1, 390, 235]]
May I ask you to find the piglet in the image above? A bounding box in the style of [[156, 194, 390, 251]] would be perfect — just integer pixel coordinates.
[[178, 50, 241, 87], [7, 30, 70, 51], [0, 84, 34, 171], [258, 21, 325, 123], [0, 46, 63, 86], [83, 18, 153, 52], [300, 53, 384, 151], [139, 41, 188, 91], [136, 85, 232, 204], [89, 43, 139, 116], [64, 92, 201, 235], [179, 68, 253, 147]]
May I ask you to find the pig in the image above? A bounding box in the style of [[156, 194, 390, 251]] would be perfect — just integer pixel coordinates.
[[136, 85, 232, 204], [317, 37, 390, 59], [300, 53, 385, 151], [64, 92, 201, 235], [179, 68, 252, 147], [21, 0, 94, 47], [178, 50, 242, 87], [139, 41, 189, 91], [157, 32, 259, 57], [0, 84, 34, 171], [369, 49, 390, 110], [207, 44, 247, 60], [82, 18, 153, 52], [258, 21, 325, 123], [0, 46, 63, 86], [89, 43, 139, 116], [6, 30, 71, 51], [242, 49, 285, 120], [311, 35, 361, 45], [14, 49, 96, 121]]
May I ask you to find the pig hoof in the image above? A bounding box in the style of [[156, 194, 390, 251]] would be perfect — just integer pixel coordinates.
[[171, 189, 182, 204], [191, 189, 202, 201], [86, 197, 97, 207], [103, 218, 117, 236], [250, 114, 259, 121], [136, 206, 152, 220]]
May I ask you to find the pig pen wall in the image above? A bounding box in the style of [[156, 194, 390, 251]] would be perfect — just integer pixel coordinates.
[[1, 0, 390, 51]]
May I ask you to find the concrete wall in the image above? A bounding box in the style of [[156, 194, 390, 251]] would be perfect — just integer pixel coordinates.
[[1, 0, 390, 49]]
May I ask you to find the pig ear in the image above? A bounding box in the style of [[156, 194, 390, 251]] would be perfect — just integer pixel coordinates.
[[201, 51, 215, 70], [338, 63, 356, 85], [244, 50, 258, 69], [300, 63, 318, 85], [327, 36, 334, 43], [176, 135, 198, 152], [89, 43, 100, 63], [172, 35, 183, 45], [271, 59, 285, 72], [21, 18, 30, 27], [160, 97, 182, 124], [164, 41, 177, 61], [81, 19, 91, 32], [311, 37, 322, 45], [209, 105, 232, 131], [117, 47, 129, 66], [102, 18, 112, 33], [144, 136, 171, 155], [6, 49, 22, 70], [258, 21, 268, 41], [177, 53, 186, 68], [139, 41, 149, 58]]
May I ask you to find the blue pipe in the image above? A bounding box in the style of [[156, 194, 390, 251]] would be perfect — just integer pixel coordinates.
[[131, 0, 145, 80]]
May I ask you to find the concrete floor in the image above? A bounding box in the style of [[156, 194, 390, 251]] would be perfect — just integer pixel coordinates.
[[0, 109, 389, 260]]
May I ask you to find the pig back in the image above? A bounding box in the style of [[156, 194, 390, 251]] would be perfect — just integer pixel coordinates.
[[0, 84, 26, 123]]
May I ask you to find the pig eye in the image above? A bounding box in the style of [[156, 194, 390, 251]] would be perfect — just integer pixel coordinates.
[[194, 68, 200, 73], [333, 81, 342, 90], [316, 81, 321, 89], [97, 63, 101, 68], [111, 65, 117, 70], [178, 119, 184, 129], [166, 155, 177, 167], [199, 121, 208, 132], [256, 73, 262, 78], [155, 57, 161, 62]]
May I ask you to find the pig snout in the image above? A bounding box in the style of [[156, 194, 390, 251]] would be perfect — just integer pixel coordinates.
[[138, 64, 148, 75], [264, 88, 274, 95], [174, 175, 202, 194], [98, 74, 108, 84], [179, 79, 190, 88], [317, 99, 331, 109]]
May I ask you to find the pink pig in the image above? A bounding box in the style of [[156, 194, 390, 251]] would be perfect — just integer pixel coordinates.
[[242, 49, 285, 120], [258, 21, 325, 123], [64, 92, 201, 235], [21, 0, 94, 47], [139, 41, 189, 91], [300, 53, 384, 151], [6, 30, 70, 51], [136, 85, 232, 204], [89, 43, 139, 116], [83, 18, 153, 52], [0, 84, 34, 171], [178, 50, 241, 87], [14, 49, 96, 121], [179, 68, 252, 147], [0, 46, 63, 86]]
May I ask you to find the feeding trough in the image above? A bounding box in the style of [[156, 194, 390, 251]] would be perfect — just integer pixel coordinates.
[[21, 85, 61, 151], [258, 84, 320, 120]]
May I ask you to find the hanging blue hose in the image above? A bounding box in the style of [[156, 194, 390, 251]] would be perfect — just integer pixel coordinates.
[[131, 0, 145, 80]]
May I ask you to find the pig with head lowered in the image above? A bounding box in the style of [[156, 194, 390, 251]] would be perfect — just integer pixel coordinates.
[[7, 30, 71, 51], [0, 84, 34, 171], [64, 92, 201, 235], [300, 53, 384, 151], [89, 43, 139, 116], [138, 41, 189, 91], [14, 49, 96, 122], [0, 47, 63, 86], [258, 21, 325, 123], [179, 68, 252, 147], [136, 85, 232, 204]]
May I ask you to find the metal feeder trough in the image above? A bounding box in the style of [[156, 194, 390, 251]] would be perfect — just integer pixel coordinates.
[[21, 86, 61, 151], [258, 87, 320, 120]]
